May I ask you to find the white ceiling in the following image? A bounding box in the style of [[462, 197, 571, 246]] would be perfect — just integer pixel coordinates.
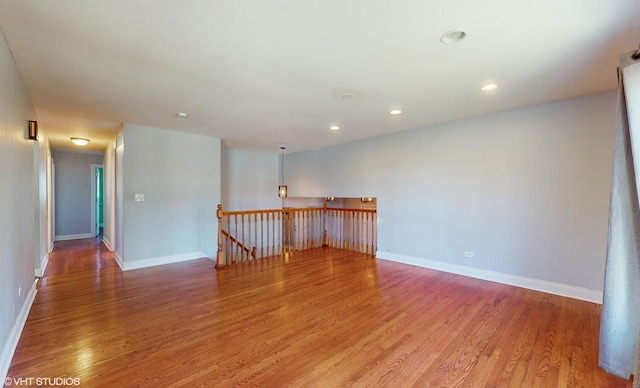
[[0, 0, 638, 153]]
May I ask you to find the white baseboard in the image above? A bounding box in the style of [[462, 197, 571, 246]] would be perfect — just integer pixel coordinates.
[[102, 237, 113, 251], [34, 253, 49, 278], [49, 241, 54, 253], [54, 233, 93, 241], [121, 251, 209, 271], [0, 279, 38, 383], [376, 251, 603, 304], [114, 251, 124, 270]]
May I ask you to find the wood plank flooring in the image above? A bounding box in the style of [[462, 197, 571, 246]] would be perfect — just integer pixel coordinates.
[[5, 238, 628, 387]]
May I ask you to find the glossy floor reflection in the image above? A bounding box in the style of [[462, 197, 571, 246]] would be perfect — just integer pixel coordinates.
[[6, 241, 629, 387]]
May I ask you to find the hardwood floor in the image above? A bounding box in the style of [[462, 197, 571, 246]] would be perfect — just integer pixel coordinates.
[[6, 239, 628, 387]]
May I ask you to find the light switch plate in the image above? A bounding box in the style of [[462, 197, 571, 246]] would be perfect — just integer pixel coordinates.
[[134, 193, 145, 202]]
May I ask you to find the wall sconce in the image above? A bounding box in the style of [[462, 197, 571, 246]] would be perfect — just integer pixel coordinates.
[[278, 146, 287, 198], [361, 197, 374, 202], [28, 120, 38, 140]]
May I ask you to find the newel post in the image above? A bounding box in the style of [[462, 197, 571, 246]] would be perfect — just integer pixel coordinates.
[[322, 203, 329, 247], [215, 204, 225, 269]]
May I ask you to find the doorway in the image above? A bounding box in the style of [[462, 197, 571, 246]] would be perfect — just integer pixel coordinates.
[[91, 164, 104, 238]]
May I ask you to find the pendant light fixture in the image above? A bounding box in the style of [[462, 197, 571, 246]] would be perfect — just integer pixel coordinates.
[[278, 146, 288, 198]]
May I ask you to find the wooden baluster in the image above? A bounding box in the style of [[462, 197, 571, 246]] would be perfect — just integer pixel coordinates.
[[247, 214, 251, 260], [337, 210, 341, 249], [356, 210, 359, 252], [354, 210, 358, 253], [349, 210, 353, 251], [278, 211, 284, 255], [317, 208, 321, 247], [355, 210, 359, 253], [304, 209, 313, 249], [294, 210, 299, 252], [332, 209, 336, 248], [341, 210, 346, 250], [373, 211, 377, 253], [327, 210, 334, 248], [234, 214, 239, 263], [358, 212, 367, 253], [352, 210, 356, 252], [254, 213, 258, 259], [371, 211, 375, 255], [300, 210, 305, 250], [226, 215, 231, 261], [302, 210, 305, 250], [216, 204, 224, 268], [269, 211, 273, 257], [313, 208, 317, 248], [366, 211, 370, 255], [261, 212, 265, 259], [294, 211, 297, 252], [267, 213, 274, 257], [345, 210, 349, 251], [303, 210, 308, 250], [341, 210, 344, 249]]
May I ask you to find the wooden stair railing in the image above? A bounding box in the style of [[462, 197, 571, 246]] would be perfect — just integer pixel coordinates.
[[220, 229, 256, 262], [215, 204, 377, 268]]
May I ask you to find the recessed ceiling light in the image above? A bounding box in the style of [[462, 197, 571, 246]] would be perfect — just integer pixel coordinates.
[[480, 83, 498, 92], [177, 112, 188, 118], [389, 109, 403, 115], [330, 125, 340, 131], [70, 138, 89, 146], [440, 30, 466, 45]]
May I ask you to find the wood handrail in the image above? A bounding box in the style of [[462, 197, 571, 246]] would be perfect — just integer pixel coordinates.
[[221, 206, 376, 216], [216, 204, 377, 268]]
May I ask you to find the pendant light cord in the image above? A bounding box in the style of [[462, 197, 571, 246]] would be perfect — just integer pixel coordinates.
[[280, 146, 286, 185]]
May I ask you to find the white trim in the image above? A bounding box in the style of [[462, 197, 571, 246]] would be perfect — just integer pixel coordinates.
[[49, 240, 54, 253], [121, 251, 209, 271], [35, 253, 49, 278], [54, 233, 93, 241], [0, 279, 38, 383], [102, 237, 113, 251], [376, 251, 603, 304], [114, 252, 124, 270], [90, 164, 103, 238]]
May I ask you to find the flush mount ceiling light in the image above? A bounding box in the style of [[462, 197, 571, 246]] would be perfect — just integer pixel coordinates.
[[177, 112, 188, 118], [440, 30, 466, 45], [330, 125, 340, 131], [340, 92, 356, 100], [480, 83, 498, 92], [70, 137, 90, 146], [389, 109, 403, 115]]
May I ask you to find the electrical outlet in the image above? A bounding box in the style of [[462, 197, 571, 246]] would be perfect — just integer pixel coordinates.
[[18, 285, 23, 297], [464, 251, 474, 258], [134, 193, 145, 202]]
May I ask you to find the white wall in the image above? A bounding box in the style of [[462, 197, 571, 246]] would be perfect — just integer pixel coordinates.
[[221, 148, 281, 211], [102, 139, 117, 251], [0, 28, 38, 382], [119, 124, 221, 268], [286, 92, 617, 295], [34, 138, 51, 277], [53, 151, 104, 239], [115, 134, 124, 264]]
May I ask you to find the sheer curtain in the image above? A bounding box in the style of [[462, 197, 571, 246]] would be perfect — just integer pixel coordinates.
[[599, 51, 640, 385]]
